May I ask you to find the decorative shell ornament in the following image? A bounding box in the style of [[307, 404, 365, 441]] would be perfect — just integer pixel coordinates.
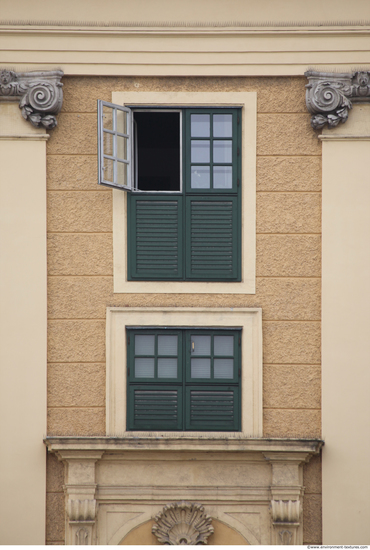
[[152, 501, 214, 545]]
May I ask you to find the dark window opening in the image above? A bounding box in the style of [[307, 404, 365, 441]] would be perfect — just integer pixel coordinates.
[[134, 111, 180, 191]]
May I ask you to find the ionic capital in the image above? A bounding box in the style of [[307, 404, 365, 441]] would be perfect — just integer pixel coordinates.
[[305, 70, 370, 130], [0, 69, 63, 129]]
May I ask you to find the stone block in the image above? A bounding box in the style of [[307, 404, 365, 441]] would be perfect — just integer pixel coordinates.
[[47, 407, 106, 436], [255, 76, 307, 113], [48, 320, 106, 362], [46, 492, 65, 543], [257, 235, 321, 277], [263, 365, 321, 408], [47, 155, 100, 191], [48, 363, 106, 407], [46, 452, 64, 493], [255, 278, 320, 320], [303, 453, 322, 495], [263, 409, 321, 438], [303, 494, 322, 544], [263, 321, 321, 364], [257, 114, 321, 156], [48, 276, 113, 318], [47, 233, 112, 276], [257, 192, 321, 234], [257, 156, 321, 192], [47, 191, 112, 233], [47, 113, 96, 155]]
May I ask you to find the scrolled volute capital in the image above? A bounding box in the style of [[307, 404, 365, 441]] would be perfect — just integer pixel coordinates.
[[152, 501, 214, 545], [305, 70, 370, 130], [0, 69, 63, 129]]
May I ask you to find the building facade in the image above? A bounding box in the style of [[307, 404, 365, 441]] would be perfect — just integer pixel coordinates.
[[0, 0, 369, 545]]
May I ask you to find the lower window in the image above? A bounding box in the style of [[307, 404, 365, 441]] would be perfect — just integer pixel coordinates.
[[127, 328, 241, 431]]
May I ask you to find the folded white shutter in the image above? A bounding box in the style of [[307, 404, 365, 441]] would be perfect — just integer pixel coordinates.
[[97, 100, 132, 190]]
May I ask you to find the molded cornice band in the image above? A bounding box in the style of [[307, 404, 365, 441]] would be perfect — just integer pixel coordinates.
[[305, 69, 370, 130], [0, 69, 63, 129]]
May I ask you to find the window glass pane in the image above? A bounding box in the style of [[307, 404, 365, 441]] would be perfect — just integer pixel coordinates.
[[117, 161, 128, 187], [135, 335, 155, 355], [117, 136, 127, 160], [103, 106, 113, 131], [213, 140, 232, 163], [158, 358, 177, 378], [191, 114, 210, 137], [191, 335, 211, 356], [213, 166, 232, 189], [191, 140, 210, 163], [214, 335, 234, 356], [191, 358, 211, 378], [102, 158, 114, 183], [158, 335, 178, 356], [116, 109, 127, 134], [191, 166, 210, 188], [213, 114, 232, 137], [214, 358, 234, 379], [103, 131, 113, 156], [135, 357, 155, 378]]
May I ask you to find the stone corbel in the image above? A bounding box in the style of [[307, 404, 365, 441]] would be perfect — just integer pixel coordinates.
[[67, 499, 97, 545], [270, 499, 301, 545], [0, 69, 63, 129], [263, 451, 312, 545], [54, 450, 104, 545], [305, 70, 370, 130]]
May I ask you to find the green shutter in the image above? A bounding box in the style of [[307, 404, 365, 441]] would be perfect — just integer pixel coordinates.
[[128, 386, 183, 430], [185, 386, 239, 431], [128, 195, 183, 280], [185, 196, 239, 280]]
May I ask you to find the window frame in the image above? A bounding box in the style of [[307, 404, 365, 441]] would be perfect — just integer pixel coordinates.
[[126, 106, 241, 282], [106, 307, 263, 438], [111, 91, 257, 295], [126, 327, 241, 432]]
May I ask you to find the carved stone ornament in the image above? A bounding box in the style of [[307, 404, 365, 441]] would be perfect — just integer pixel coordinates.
[[0, 69, 63, 129], [152, 501, 214, 545], [271, 499, 301, 524], [305, 70, 370, 130], [67, 499, 97, 522]]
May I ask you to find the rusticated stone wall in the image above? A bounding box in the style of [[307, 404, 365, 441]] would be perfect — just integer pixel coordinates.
[[45, 75, 322, 544]]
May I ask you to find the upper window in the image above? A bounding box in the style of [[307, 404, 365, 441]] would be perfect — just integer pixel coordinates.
[[127, 328, 241, 432], [98, 102, 241, 282]]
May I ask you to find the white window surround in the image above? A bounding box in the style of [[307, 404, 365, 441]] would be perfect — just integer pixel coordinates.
[[106, 307, 263, 438], [112, 91, 257, 294]]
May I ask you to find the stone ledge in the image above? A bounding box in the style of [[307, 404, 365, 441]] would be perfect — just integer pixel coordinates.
[[45, 435, 323, 454]]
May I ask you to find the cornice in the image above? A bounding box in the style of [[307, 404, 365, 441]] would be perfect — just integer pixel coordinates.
[[1, 19, 370, 29], [1, 23, 370, 36], [0, 69, 63, 129], [305, 69, 370, 130]]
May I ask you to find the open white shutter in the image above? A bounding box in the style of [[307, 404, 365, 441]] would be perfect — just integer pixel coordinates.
[[98, 100, 132, 190]]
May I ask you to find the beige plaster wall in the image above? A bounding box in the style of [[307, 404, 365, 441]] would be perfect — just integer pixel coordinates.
[[3, 0, 370, 24], [46, 75, 322, 544]]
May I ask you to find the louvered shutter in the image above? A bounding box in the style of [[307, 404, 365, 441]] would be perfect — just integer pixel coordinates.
[[128, 195, 183, 280], [185, 386, 239, 431], [185, 196, 239, 280], [127, 386, 183, 430]]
